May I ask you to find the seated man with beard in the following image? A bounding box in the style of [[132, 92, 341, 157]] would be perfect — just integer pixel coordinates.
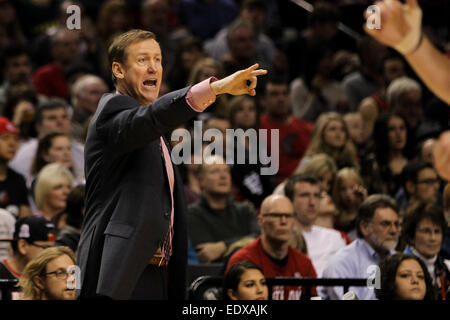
[[320, 194, 400, 300]]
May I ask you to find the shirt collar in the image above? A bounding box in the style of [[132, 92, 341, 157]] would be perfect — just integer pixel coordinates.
[[359, 238, 395, 262], [410, 246, 437, 265]]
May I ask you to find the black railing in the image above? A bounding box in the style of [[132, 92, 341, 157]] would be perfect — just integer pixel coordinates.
[[0, 279, 19, 301], [188, 275, 368, 300]]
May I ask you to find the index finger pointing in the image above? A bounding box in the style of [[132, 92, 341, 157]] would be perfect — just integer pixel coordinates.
[[251, 69, 268, 77]]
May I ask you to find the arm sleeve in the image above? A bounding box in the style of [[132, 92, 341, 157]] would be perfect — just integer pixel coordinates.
[[96, 88, 196, 153]]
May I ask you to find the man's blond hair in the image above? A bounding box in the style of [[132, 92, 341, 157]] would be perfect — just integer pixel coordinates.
[[18, 246, 76, 300]]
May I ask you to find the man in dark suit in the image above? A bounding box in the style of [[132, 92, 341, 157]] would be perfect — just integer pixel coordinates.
[[77, 29, 267, 300]]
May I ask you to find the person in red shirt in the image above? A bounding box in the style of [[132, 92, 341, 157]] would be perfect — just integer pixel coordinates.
[[32, 28, 81, 99], [259, 76, 313, 185], [226, 194, 317, 300]]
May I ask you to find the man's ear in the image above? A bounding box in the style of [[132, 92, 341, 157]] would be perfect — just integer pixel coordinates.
[[33, 275, 45, 291], [17, 239, 28, 256], [359, 220, 370, 238], [112, 62, 125, 81], [258, 213, 263, 228]]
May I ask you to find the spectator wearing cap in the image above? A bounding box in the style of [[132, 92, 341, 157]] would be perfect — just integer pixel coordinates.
[[0, 216, 55, 300], [0, 117, 30, 219]]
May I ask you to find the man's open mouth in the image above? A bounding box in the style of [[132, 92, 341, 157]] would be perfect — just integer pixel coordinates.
[[143, 80, 157, 87]]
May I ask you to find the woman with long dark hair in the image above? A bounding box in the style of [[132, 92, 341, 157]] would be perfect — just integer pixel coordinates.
[[223, 260, 268, 300], [376, 253, 435, 300], [361, 112, 412, 196]]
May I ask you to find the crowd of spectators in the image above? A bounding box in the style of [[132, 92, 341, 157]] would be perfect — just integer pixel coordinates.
[[0, 0, 448, 300]]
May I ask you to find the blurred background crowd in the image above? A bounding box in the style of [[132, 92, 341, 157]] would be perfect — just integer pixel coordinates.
[[0, 0, 448, 300]]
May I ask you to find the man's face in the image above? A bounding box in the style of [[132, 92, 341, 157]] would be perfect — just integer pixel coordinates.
[[141, 0, 169, 36], [76, 80, 108, 114], [241, 8, 265, 33], [259, 199, 295, 244], [414, 168, 439, 202], [363, 207, 400, 252], [40, 254, 76, 300], [264, 83, 290, 118], [200, 162, 231, 196], [228, 26, 256, 61], [292, 182, 321, 227], [0, 133, 19, 161], [38, 108, 71, 136], [52, 30, 80, 65], [116, 39, 162, 106], [6, 54, 32, 85]]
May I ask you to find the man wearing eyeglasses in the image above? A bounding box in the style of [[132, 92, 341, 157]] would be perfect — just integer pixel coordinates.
[[0, 216, 55, 300], [18, 246, 77, 300], [226, 194, 317, 300], [320, 194, 400, 300], [395, 160, 440, 214]]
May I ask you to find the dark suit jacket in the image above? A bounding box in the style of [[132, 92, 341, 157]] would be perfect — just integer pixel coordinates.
[[77, 88, 197, 299]]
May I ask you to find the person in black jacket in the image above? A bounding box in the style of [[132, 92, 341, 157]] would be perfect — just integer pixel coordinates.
[[77, 29, 267, 300]]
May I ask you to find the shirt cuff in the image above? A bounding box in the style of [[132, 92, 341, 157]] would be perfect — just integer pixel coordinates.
[[186, 77, 218, 112]]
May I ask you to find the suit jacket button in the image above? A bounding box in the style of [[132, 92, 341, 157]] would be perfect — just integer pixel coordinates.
[[164, 212, 169, 218]]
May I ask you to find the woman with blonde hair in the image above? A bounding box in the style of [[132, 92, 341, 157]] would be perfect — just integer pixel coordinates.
[[18, 246, 77, 300], [274, 153, 337, 194], [33, 163, 73, 221], [187, 58, 229, 117], [332, 167, 367, 240], [298, 112, 358, 171]]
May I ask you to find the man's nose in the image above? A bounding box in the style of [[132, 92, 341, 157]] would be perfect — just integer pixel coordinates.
[[147, 61, 157, 72]]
